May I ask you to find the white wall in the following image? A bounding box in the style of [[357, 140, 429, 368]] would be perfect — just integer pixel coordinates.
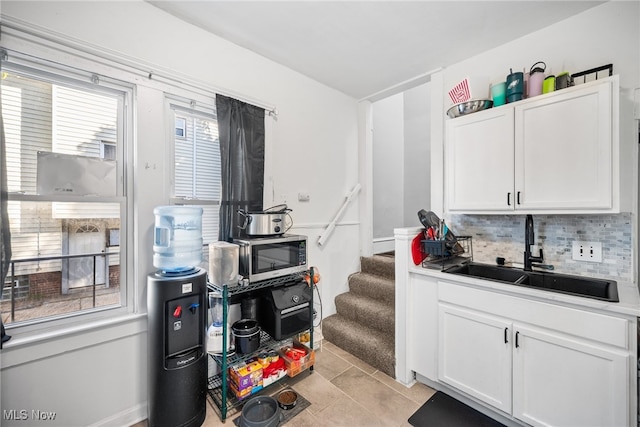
[[372, 93, 404, 244], [372, 82, 431, 252], [0, 1, 361, 425], [403, 83, 431, 226]]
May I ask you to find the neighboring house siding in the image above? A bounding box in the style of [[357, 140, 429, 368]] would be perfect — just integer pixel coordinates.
[[7, 201, 62, 276], [175, 116, 195, 197], [2, 75, 120, 278], [52, 203, 119, 219], [3, 75, 52, 193], [173, 111, 221, 244], [52, 85, 117, 155], [194, 118, 220, 200], [3, 75, 59, 276], [202, 205, 220, 245]]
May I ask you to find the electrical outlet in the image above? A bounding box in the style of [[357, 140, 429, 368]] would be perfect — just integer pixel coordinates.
[[572, 241, 602, 263]]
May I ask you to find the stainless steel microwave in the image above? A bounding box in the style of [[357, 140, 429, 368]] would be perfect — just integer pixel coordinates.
[[233, 234, 307, 282]]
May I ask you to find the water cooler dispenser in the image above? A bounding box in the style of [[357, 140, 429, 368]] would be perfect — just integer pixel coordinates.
[[147, 206, 207, 427]]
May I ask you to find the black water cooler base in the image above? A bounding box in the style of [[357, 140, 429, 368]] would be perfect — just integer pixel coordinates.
[[147, 268, 207, 427]]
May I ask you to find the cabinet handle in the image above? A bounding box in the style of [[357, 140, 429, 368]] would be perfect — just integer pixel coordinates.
[[504, 327, 508, 343], [517, 191, 521, 205], [515, 331, 520, 348], [507, 193, 511, 206]]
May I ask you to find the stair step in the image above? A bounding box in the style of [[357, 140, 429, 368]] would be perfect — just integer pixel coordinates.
[[322, 314, 395, 379], [348, 272, 395, 304], [335, 293, 394, 335], [360, 255, 395, 280]]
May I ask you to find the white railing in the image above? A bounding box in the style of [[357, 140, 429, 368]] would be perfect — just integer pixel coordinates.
[[317, 183, 361, 247]]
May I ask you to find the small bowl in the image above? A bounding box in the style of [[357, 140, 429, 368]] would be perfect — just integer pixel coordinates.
[[277, 389, 298, 410], [446, 99, 493, 118]]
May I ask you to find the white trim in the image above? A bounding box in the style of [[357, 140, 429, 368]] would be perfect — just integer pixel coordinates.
[[394, 226, 422, 384], [430, 71, 446, 215], [8, 194, 126, 204], [373, 239, 395, 254], [360, 67, 443, 103], [88, 402, 147, 427], [358, 101, 374, 257]]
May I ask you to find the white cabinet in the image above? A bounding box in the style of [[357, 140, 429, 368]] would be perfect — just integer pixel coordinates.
[[446, 76, 618, 214], [447, 107, 514, 211], [512, 325, 628, 427], [438, 304, 512, 413], [437, 281, 632, 426], [514, 81, 613, 210]]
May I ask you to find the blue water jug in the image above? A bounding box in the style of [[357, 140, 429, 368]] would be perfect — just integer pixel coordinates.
[[153, 206, 203, 272]]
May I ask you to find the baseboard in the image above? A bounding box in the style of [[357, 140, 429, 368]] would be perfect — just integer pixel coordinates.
[[88, 402, 147, 427]]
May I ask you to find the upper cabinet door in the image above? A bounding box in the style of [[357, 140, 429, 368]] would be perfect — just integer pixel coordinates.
[[447, 107, 514, 211], [514, 80, 613, 211]]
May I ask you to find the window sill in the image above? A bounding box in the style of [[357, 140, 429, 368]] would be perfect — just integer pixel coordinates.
[[8, 193, 125, 203]]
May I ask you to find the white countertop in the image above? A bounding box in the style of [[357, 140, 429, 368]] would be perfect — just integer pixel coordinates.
[[409, 264, 640, 317]]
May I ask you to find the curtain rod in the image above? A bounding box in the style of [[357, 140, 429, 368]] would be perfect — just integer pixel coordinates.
[[0, 16, 278, 117]]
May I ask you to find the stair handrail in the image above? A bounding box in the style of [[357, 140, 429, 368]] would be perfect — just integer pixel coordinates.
[[317, 183, 361, 247]]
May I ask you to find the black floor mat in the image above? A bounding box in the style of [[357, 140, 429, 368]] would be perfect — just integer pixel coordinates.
[[408, 391, 505, 427]]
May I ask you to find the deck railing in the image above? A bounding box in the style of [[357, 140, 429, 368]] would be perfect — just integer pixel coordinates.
[[3, 251, 114, 322]]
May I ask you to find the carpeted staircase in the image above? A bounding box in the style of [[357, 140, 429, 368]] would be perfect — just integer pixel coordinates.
[[323, 254, 395, 378]]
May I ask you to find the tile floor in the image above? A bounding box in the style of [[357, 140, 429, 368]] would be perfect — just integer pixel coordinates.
[[136, 340, 436, 427]]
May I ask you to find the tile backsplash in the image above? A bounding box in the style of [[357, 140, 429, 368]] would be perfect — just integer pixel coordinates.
[[448, 213, 633, 282]]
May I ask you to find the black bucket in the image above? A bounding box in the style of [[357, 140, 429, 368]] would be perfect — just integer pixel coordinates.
[[232, 319, 260, 354]]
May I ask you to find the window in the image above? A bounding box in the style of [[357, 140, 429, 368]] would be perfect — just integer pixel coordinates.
[[1, 57, 130, 326], [175, 117, 187, 139], [101, 141, 117, 160], [168, 100, 221, 247]]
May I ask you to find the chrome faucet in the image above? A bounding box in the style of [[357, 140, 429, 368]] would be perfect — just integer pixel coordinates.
[[524, 214, 544, 271]]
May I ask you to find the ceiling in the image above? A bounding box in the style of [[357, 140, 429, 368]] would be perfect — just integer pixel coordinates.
[[148, 1, 604, 100]]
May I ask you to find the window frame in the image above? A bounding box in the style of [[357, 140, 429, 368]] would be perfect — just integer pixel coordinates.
[[1, 49, 135, 334]]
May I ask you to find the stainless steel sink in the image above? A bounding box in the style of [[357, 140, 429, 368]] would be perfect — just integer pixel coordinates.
[[444, 262, 619, 302]]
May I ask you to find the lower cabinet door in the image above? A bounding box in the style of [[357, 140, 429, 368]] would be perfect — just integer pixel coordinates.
[[512, 324, 629, 427], [438, 304, 512, 413]]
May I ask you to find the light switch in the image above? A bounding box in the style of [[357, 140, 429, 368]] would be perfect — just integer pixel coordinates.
[[298, 192, 310, 202], [571, 241, 602, 263]]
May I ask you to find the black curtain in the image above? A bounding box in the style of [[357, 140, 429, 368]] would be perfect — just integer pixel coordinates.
[[216, 94, 265, 242], [1, 113, 12, 346]]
